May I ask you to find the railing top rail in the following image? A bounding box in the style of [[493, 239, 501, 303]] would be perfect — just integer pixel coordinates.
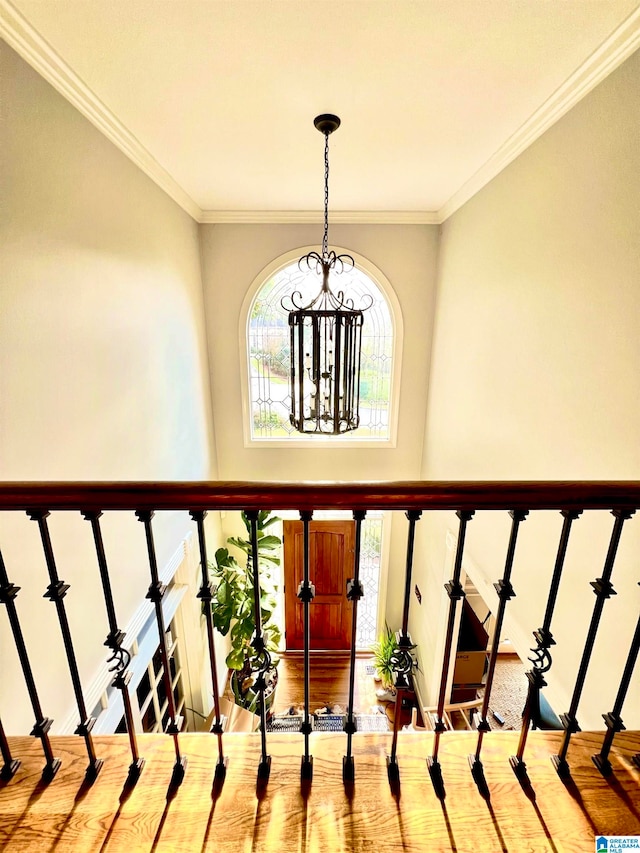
[[0, 481, 638, 512]]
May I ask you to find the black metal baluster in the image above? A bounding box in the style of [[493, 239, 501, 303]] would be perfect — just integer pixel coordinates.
[[552, 509, 634, 778], [246, 510, 272, 782], [427, 509, 474, 799], [136, 510, 187, 789], [28, 510, 103, 783], [83, 511, 144, 785], [190, 510, 228, 782], [343, 510, 365, 784], [387, 510, 422, 785], [298, 510, 315, 781], [592, 584, 640, 775], [510, 510, 582, 780], [0, 716, 20, 780], [469, 510, 528, 795], [0, 548, 60, 781]]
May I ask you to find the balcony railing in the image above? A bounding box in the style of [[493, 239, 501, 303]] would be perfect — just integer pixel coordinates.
[[1, 480, 639, 813]]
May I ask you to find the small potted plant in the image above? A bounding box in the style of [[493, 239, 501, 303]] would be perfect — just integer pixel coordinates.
[[371, 625, 397, 702], [208, 511, 282, 712], [371, 626, 418, 702]]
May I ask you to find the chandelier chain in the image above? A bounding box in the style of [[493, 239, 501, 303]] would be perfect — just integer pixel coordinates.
[[323, 130, 330, 258]]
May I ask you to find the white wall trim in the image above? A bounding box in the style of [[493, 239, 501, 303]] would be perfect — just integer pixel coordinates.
[[56, 532, 192, 734], [439, 6, 640, 222], [199, 210, 440, 225], [0, 0, 201, 221]]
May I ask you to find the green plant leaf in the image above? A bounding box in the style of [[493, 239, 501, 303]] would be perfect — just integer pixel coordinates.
[[226, 646, 246, 670], [216, 580, 230, 604], [227, 536, 251, 554], [237, 598, 251, 619], [211, 605, 232, 635], [256, 534, 280, 548]]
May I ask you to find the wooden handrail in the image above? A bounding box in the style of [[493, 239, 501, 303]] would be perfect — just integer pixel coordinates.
[[0, 480, 638, 512]]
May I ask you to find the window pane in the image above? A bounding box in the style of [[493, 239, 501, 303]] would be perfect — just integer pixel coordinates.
[[249, 260, 393, 439], [142, 701, 157, 732], [173, 678, 184, 711], [136, 669, 151, 707], [157, 674, 167, 711], [152, 647, 163, 677]]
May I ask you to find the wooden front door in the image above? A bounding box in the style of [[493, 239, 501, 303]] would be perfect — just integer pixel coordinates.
[[283, 520, 355, 650]]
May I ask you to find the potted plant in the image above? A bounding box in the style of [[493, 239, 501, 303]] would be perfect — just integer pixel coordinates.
[[371, 625, 397, 699], [208, 511, 282, 713], [371, 626, 418, 702]]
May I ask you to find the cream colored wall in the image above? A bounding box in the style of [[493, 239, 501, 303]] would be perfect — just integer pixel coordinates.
[[412, 49, 640, 727], [0, 43, 218, 732]]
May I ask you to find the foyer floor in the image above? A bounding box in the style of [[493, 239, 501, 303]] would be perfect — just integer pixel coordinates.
[[270, 653, 381, 716]]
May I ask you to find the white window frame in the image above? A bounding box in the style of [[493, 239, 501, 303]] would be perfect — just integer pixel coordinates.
[[239, 246, 403, 448]]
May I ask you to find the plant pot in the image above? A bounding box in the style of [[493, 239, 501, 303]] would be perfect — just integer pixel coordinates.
[[230, 664, 278, 716]]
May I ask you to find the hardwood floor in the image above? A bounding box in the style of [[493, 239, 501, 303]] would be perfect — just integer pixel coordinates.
[[271, 653, 381, 715], [1, 730, 638, 852]]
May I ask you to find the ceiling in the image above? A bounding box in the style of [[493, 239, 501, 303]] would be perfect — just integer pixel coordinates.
[[2, 0, 640, 221]]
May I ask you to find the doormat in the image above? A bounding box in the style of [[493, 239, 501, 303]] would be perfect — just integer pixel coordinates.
[[266, 714, 304, 732], [355, 714, 389, 732], [266, 713, 390, 733], [314, 714, 345, 732]]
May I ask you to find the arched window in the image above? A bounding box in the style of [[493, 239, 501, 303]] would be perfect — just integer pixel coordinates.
[[244, 248, 400, 443]]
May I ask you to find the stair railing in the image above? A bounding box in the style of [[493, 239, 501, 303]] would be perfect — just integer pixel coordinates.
[[0, 480, 638, 795]]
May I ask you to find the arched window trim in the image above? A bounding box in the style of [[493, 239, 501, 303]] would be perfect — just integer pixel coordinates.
[[239, 245, 403, 448]]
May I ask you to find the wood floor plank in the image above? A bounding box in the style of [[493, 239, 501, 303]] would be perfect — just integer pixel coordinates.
[[0, 731, 638, 852], [272, 654, 381, 714]]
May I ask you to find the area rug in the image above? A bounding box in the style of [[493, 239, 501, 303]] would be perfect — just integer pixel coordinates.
[[481, 655, 528, 731]]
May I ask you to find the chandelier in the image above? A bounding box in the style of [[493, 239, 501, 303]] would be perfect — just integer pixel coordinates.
[[281, 115, 371, 435]]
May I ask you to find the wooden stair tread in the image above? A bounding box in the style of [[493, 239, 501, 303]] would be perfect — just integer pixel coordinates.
[[1, 731, 638, 852]]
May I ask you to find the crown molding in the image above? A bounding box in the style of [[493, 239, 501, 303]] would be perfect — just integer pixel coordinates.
[[197, 209, 440, 224], [438, 6, 640, 222], [3, 0, 638, 228], [0, 0, 201, 221]]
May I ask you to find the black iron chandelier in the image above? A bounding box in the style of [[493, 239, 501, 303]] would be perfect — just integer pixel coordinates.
[[281, 114, 371, 435]]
